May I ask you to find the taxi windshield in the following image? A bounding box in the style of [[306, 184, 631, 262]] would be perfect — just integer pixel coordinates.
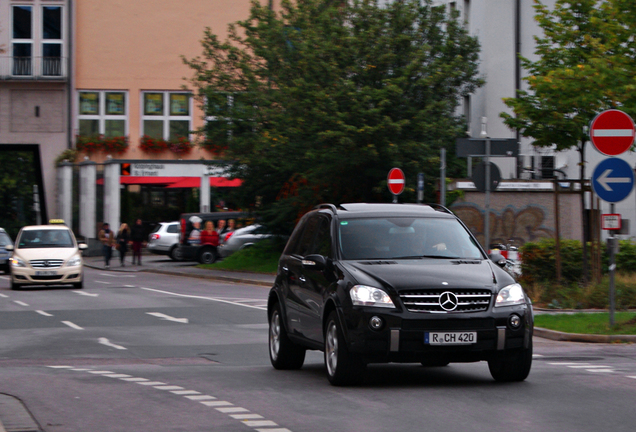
[[17, 229, 74, 248], [338, 217, 483, 260]]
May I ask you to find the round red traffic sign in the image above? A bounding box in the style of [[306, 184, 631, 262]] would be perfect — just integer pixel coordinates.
[[590, 109, 635, 156], [387, 168, 405, 195]]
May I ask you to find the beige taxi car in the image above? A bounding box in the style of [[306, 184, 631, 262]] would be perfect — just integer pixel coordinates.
[[6, 221, 87, 290]]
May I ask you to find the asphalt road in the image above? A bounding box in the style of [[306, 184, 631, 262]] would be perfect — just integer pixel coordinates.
[[1, 267, 636, 432]]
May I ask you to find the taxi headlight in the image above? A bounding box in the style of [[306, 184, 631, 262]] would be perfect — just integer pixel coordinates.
[[350, 285, 395, 308], [10, 257, 26, 267], [66, 255, 82, 267], [495, 283, 526, 307]]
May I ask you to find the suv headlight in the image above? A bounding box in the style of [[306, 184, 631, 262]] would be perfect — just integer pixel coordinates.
[[495, 283, 526, 307], [350, 285, 395, 308], [10, 257, 26, 267], [66, 255, 82, 267]]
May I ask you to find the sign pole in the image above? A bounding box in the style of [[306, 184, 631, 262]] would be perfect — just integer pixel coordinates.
[[609, 204, 616, 326], [480, 117, 490, 252]]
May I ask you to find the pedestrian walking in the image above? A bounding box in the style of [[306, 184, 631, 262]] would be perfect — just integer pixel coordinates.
[[116, 223, 130, 267], [130, 219, 145, 265], [98, 222, 115, 269]]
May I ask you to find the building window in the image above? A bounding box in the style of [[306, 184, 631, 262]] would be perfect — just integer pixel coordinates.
[[142, 92, 191, 140], [78, 91, 128, 137], [11, 4, 64, 77]]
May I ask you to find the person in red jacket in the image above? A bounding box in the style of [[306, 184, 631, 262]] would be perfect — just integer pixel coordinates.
[[200, 220, 219, 247]]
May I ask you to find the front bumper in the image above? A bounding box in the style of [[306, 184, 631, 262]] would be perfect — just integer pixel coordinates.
[[342, 304, 532, 364], [11, 265, 83, 286]]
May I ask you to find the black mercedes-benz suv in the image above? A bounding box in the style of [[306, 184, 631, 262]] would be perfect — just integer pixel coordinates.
[[267, 203, 533, 385]]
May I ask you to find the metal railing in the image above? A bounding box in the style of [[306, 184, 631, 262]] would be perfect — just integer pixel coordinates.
[[0, 56, 68, 79]]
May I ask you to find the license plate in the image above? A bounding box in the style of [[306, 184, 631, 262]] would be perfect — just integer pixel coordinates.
[[425, 331, 477, 345], [35, 271, 58, 276]]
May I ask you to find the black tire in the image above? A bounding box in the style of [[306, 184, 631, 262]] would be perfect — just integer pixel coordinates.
[[268, 302, 306, 370], [198, 247, 217, 264], [324, 311, 366, 386], [10, 279, 19, 290], [73, 279, 84, 289], [169, 245, 182, 261], [488, 338, 533, 382]]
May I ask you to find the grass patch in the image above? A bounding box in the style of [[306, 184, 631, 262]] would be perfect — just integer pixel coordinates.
[[535, 312, 636, 335], [197, 239, 284, 274]]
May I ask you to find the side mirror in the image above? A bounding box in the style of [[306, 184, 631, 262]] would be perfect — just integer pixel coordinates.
[[78, 243, 88, 250], [489, 253, 507, 268], [5, 245, 14, 251], [302, 254, 328, 271]]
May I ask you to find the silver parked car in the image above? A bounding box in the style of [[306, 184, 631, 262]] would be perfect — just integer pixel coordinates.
[[218, 224, 274, 258], [0, 228, 13, 274], [147, 221, 181, 260]]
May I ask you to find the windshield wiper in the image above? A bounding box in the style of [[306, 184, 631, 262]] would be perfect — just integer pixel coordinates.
[[420, 254, 461, 259]]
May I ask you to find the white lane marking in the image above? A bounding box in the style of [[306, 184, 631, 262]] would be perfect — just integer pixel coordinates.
[[627, 376, 636, 379], [548, 362, 582, 365], [70, 368, 92, 371], [201, 401, 233, 407], [104, 374, 132, 378], [94, 281, 112, 285], [0, 292, 8, 297], [121, 378, 149, 382], [14, 300, 29, 306], [98, 273, 136, 278], [229, 412, 263, 418], [36, 310, 53, 317], [124, 285, 136, 288], [62, 321, 84, 330], [88, 371, 115, 374], [216, 407, 250, 419], [46, 366, 73, 369], [568, 365, 610, 369], [73, 290, 99, 297], [254, 429, 291, 432], [185, 395, 216, 401], [532, 354, 543, 357], [154, 385, 184, 391], [136, 381, 166, 386], [146, 312, 189, 324], [98, 338, 127, 350], [245, 420, 278, 427], [171, 390, 200, 395], [141, 287, 267, 311], [587, 369, 615, 373]]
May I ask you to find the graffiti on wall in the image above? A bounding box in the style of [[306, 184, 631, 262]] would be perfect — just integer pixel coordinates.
[[452, 204, 554, 248]]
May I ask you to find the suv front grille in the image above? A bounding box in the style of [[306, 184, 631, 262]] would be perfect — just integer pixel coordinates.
[[399, 289, 492, 313], [30, 259, 64, 269]]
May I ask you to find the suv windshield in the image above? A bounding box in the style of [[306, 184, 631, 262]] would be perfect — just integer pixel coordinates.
[[17, 229, 74, 248], [338, 217, 483, 260]]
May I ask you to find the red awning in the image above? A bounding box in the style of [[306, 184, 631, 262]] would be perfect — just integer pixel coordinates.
[[165, 177, 242, 188], [96, 176, 242, 187]]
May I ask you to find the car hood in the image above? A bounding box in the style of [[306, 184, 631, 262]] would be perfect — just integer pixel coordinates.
[[14, 248, 79, 262], [341, 259, 512, 292]]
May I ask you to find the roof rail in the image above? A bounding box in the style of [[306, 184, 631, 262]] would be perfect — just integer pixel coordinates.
[[315, 203, 338, 213], [426, 203, 454, 215]]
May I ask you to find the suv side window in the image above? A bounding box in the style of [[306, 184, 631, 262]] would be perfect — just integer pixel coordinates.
[[167, 224, 179, 234], [295, 215, 321, 257], [312, 216, 332, 258]]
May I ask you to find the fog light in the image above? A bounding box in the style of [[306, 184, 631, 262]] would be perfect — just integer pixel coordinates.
[[369, 316, 383, 330], [509, 314, 521, 329]]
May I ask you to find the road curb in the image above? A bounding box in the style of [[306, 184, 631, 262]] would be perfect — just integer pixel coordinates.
[[534, 327, 636, 343], [0, 393, 41, 432]]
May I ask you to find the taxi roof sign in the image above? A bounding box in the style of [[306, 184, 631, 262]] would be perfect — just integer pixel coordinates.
[[48, 219, 66, 225]]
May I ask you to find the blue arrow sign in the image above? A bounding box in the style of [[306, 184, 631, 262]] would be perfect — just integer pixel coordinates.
[[592, 158, 635, 203]]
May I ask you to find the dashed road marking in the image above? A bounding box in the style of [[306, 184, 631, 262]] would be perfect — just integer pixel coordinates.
[[0, 292, 8, 297], [36, 310, 53, 317], [94, 281, 112, 284], [98, 273, 137, 278], [140, 287, 267, 311], [98, 338, 127, 350], [61, 321, 83, 330], [567, 365, 611, 369], [14, 300, 29, 306], [73, 290, 99, 297], [586, 369, 615, 373], [628, 376, 636, 379], [47, 366, 293, 431]]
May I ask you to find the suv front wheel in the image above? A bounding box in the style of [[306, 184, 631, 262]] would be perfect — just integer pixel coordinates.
[[488, 338, 533, 382], [269, 303, 306, 369], [324, 311, 366, 386]]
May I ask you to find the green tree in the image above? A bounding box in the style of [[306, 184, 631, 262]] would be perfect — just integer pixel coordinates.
[[185, 0, 483, 233], [0, 151, 37, 237], [500, 0, 636, 280]]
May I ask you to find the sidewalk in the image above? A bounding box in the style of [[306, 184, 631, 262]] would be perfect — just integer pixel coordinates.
[[83, 254, 275, 287]]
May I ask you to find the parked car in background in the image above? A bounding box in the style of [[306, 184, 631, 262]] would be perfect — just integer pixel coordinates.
[[218, 224, 275, 258], [6, 221, 87, 290], [147, 221, 181, 261], [0, 228, 13, 274]]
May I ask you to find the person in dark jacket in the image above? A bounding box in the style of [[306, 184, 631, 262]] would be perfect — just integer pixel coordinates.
[[130, 219, 145, 265], [116, 223, 130, 267]]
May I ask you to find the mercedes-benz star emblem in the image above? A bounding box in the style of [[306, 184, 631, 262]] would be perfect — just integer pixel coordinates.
[[44, 260, 50, 267], [439, 291, 458, 311]]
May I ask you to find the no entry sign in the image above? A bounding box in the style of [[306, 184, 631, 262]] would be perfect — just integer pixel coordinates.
[[387, 168, 405, 195], [590, 109, 635, 156]]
